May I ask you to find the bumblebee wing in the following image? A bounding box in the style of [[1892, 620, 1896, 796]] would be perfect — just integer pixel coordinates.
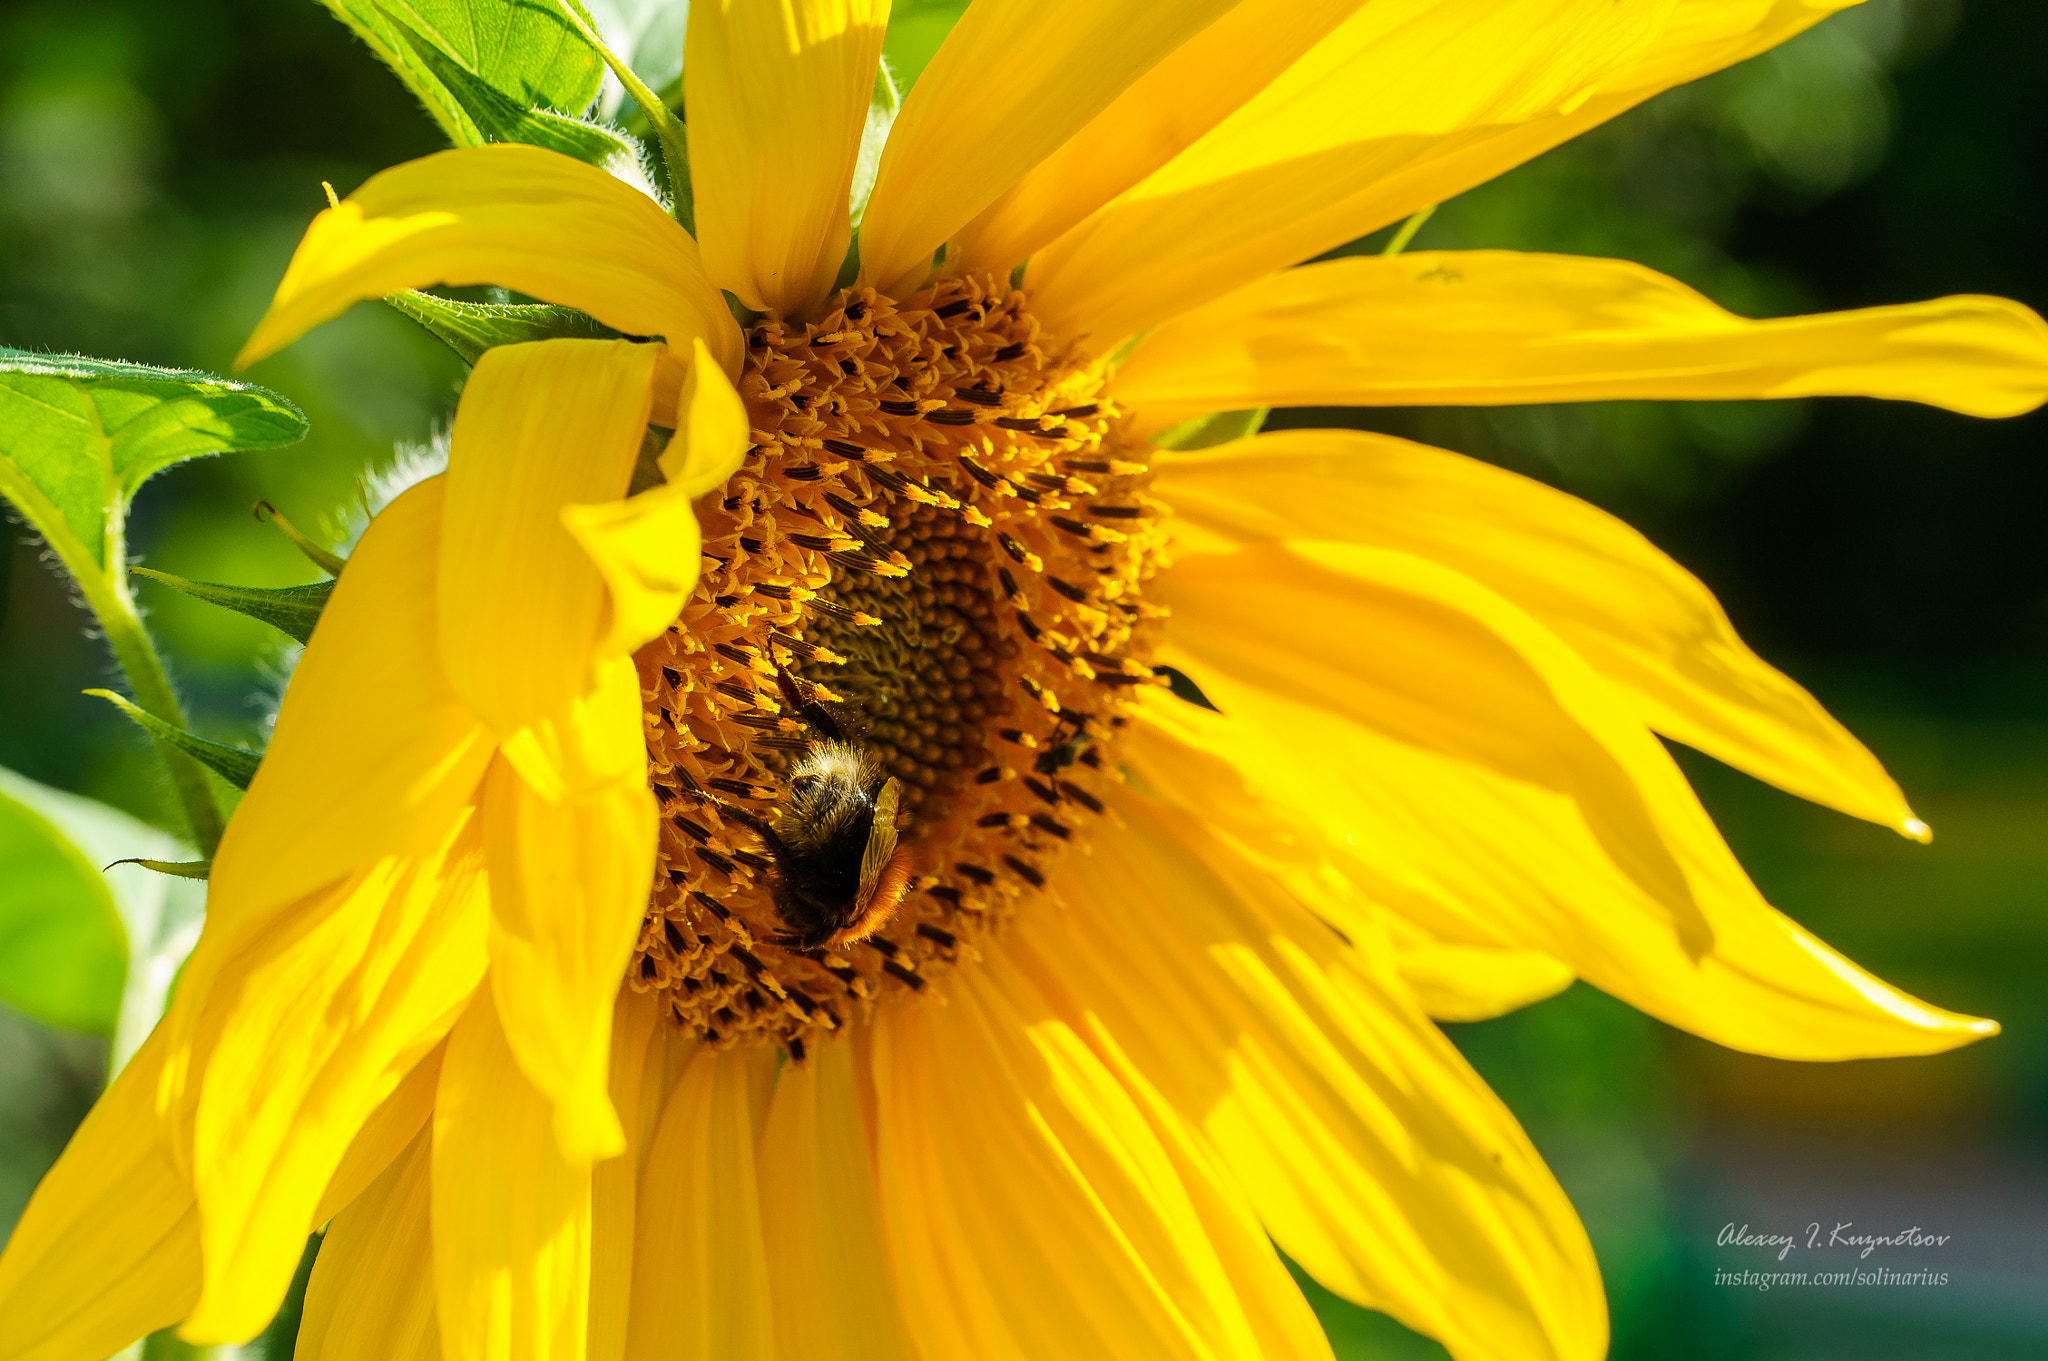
[[856, 777, 903, 911]]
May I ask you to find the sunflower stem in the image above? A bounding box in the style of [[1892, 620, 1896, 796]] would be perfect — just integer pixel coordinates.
[[550, 1, 695, 231], [83, 561, 228, 857], [1382, 203, 1437, 256]]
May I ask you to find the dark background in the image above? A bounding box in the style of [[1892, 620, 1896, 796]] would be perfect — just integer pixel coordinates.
[[2, 1, 2043, 1357]]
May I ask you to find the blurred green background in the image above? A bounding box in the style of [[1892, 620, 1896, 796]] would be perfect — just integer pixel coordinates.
[[2, 0, 2043, 1357]]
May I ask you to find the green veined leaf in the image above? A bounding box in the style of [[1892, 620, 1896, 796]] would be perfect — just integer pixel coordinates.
[[86, 690, 264, 791], [132, 566, 335, 647], [391, 16, 644, 169], [385, 292, 616, 366], [0, 350, 306, 578], [315, 0, 607, 147], [1151, 407, 1269, 451]]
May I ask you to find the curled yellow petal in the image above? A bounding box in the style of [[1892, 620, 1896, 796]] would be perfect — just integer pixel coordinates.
[[480, 741, 655, 1166], [438, 339, 658, 744], [858, 0, 1239, 294], [237, 143, 740, 374], [1154, 430, 1924, 834], [565, 340, 750, 659], [1120, 252, 2048, 422], [687, 0, 887, 315]]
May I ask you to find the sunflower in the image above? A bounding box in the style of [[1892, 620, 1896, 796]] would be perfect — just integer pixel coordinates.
[[5, 2, 2045, 1360]]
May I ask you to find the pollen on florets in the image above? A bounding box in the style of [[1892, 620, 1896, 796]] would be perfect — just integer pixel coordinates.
[[628, 272, 1168, 1054]]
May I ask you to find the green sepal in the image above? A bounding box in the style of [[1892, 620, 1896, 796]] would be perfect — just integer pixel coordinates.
[[385, 292, 615, 367], [254, 501, 348, 576], [1151, 407, 1270, 452], [86, 689, 263, 791], [133, 566, 334, 646], [106, 858, 212, 881], [389, 16, 643, 170]]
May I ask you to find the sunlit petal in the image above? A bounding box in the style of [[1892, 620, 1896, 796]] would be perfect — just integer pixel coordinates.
[[1121, 252, 2048, 421], [237, 144, 740, 373], [433, 995, 593, 1361], [858, 0, 1239, 294], [0, 1029, 198, 1361], [439, 339, 658, 743], [297, 1129, 439, 1361], [1029, 0, 1861, 345], [688, 0, 888, 315], [1154, 429, 1925, 833]]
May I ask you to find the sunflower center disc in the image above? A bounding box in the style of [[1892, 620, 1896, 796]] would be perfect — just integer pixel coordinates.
[[631, 273, 1167, 1055]]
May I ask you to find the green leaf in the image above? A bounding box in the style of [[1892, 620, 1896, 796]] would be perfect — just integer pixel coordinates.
[[1151, 407, 1270, 451], [316, 0, 607, 146], [0, 769, 209, 1066], [391, 16, 643, 169], [0, 350, 307, 577], [883, 0, 972, 93], [86, 689, 265, 791], [584, 0, 684, 121], [133, 566, 335, 647], [0, 770, 129, 1033], [385, 292, 615, 366]]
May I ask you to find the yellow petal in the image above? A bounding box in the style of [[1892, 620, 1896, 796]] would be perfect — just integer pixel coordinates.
[[0, 1028, 199, 1361], [297, 1129, 439, 1361], [624, 1046, 777, 1361], [949, 0, 1362, 278], [658, 338, 755, 496], [565, 341, 750, 659], [687, 0, 887, 315], [589, 990, 678, 1361], [439, 339, 658, 743], [237, 144, 739, 374], [1121, 252, 2048, 422], [1147, 544, 1996, 1057], [1029, 786, 1608, 1361], [480, 749, 655, 1165], [178, 822, 488, 1343], [203, 478, 493, 949], [757, 1034, 921, 1361], [1154, 429, 1923, 833], [433, 994, 593, 1361], [314, 1042, 445, 1226], [1385, 922, 1577, 1023], [857, 0, 1241, 295], [1029, 0, 1858, 346], [869, 952, 1335, 1361]]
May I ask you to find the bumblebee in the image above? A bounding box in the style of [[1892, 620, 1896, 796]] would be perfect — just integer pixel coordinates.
[[719, 656, 918, 953]]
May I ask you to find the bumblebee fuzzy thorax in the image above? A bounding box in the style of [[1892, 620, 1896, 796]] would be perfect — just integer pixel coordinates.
[[778, 742, 887, 860], [630, 273, 1166, 1056]]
